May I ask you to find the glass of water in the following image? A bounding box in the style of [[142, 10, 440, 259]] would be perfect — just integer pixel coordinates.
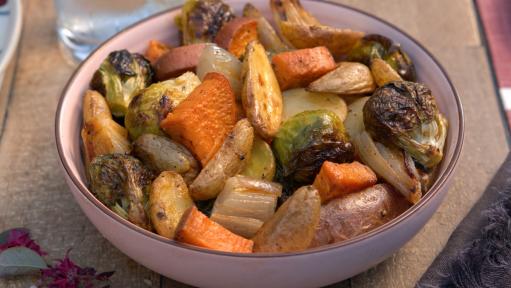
[[54, 0, 182, 63]]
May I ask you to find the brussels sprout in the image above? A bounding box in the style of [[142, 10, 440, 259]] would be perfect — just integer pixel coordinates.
[[88, 154, 154, 229], [240, 136, 276, 181], [133, 134, 199, 184], [346, 34, 392, 65], [90, 50, 153, 117], [125, 72, 201, 140], [383, 45, 417, 81], [176, 0, 235, 45], [272, 110, 354, 184], [363, 81, 448, 169]]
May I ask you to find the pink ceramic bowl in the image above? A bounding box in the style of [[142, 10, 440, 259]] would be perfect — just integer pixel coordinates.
[[55, 1, 464, 287]]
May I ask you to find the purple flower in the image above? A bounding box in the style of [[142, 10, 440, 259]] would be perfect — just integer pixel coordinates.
[[39, 251, 114, 288], [0, 229, 47, 256]]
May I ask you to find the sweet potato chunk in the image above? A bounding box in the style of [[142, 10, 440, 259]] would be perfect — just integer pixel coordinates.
[[271, 46, 336, 91], [313, 161, 377, 203], [175, 206, 254, 253], [160, 72, 237, 166], [215, 17, 258, 58], [145, 40, 171, 64]]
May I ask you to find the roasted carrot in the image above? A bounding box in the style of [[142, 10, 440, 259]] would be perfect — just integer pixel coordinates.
[[215, 17, 258, 58], [160, 72, 237, 166], [271, 46, 336, 90], [313, 161, 378, 203], [144, 40, 171, 64], [175, 206, 254, 253]]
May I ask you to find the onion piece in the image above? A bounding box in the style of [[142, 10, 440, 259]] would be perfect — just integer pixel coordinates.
[[211, 175, 282, 237], [345, 97, 421, 204]]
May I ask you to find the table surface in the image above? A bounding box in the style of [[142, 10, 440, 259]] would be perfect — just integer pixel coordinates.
[[0, 0, 509, 287]]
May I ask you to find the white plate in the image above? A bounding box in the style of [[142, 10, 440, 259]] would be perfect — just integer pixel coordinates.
[[0, 0, 22, 86]]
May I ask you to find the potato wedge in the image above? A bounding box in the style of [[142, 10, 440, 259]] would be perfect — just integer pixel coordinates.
[[150, 171, 194, 239], [310, 184, 410, 247], [215, 17, 258, 58], [242, 41, 283, 139], [308, 62, 376, 95], [240, 136, 276, 181], [282, 88, 347, 121], [252, 185, 321, 253], [133, 134, 199, 184], [189, 119, 254, 200], [370, 58, 403, 86], [243, 3, 289, 53], [154, 43, 207, 81], [81, 90, 131, 166]]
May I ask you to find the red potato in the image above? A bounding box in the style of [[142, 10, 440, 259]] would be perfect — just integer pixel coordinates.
[[271, 46, 336, 90], [154, 43, 207, 81], [215, 17, 259, 58]]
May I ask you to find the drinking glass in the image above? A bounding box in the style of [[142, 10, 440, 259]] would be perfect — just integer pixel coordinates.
[[54, 0, 182, 63]]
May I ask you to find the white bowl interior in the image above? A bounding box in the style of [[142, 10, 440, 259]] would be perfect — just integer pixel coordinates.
[[56, 0, 462, 262]]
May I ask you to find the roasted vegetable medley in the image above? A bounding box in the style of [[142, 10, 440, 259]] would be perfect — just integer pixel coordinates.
[[81, 0, 448, 253]]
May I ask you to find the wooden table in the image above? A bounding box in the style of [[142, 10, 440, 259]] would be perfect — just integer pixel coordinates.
[[0, 0, 509, 287]]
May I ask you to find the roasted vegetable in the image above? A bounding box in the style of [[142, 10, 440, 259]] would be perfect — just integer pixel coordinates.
[[308, 62, 376, 95], [175, 206, 253, 253], [88, 154, 153, 229], [133, 134, 199, 184], [210, 175, 282, 238], [310, 184, 410, 247], [150, 171, 194, 239], [313, 161, 377, 203], [346, 34, 392, 65], [81, 90, 131, 167], [252, 185, 321, 252], [125, 72, 201, 140], [363, 81, 448, 168], [215, 17, 258, 58], [145, 40, 171, 64], [242, 3, 289, 53], [383, 45, 416, 81], [160, 72, 237, 166], [271, 46, 336, 91], [242, 41, 283, 139], [240, 136, 276, 181], [90, 50, 153, 117], [190, 119, 254, 200], [154, 43, 207, 81], [344, 97, 422, 203], [282, 88, 347, 121], [270, 0, 364, 56], [370, 58, 403, 87], [272, 110, 354, 184], [176, 0, 235, 45], [196, 45, 242, 98]]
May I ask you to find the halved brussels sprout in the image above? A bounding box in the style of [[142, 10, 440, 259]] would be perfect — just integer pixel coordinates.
[[346, 34, 392, 65], [176, 0, 235, 45], [124, 72, 201, 140], [363, 81, 448, 169], [272, 110, 354, 184], [383, 45, 417, 81], [240, 136, 276, 181], [90, 50, 153, 117], [88, 154, 153, 229]]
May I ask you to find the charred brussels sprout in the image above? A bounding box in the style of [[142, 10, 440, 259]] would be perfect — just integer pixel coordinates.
[[272, 110, 354, 184], [176, 0, 235, 45], [363, 81, 448, 169], [124, 72, 201, 140], [347, 34, 391, 65], [383, 45, 417, 81], [88, 154, 154, 229], [91, 50, 153, 117]]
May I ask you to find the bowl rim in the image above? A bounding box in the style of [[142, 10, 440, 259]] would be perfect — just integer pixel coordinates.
[[55, 0, 465, 258]]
